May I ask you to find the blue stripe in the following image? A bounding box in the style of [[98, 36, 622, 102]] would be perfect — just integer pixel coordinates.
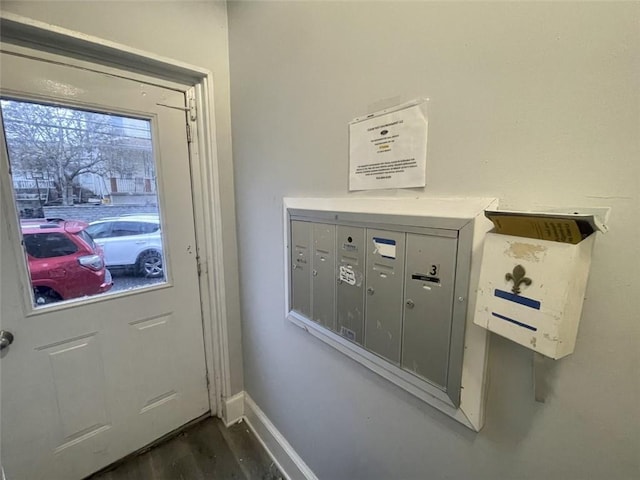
[[494, 289, 541, 310], [372, 237, 396, 245], [491, 312, 537, 332]]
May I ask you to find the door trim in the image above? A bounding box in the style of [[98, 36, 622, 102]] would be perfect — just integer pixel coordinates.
[[0, 12, 235, 419]]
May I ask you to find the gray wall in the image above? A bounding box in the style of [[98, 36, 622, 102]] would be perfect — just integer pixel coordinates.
[[1, 1, 244, 395], [228, 2, 639, 479]]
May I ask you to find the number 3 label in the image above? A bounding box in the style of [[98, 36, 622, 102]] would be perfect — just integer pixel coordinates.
[[429, 264, 439, 276]]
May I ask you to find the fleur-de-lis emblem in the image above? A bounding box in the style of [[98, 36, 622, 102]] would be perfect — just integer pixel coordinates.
[[505, 265, 532, 295]]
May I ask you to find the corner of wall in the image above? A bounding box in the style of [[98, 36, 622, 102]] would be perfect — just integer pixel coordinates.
[[243, 393, 318, 480]]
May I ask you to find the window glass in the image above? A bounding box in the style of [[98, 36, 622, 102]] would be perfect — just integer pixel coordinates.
[[78, 230, 96, 249], [85, 223, 111, 239], [23, 233, 78, 258], [112, 222, 144, 237], [139, 222, 160, 234], [1, 98, 167, 308]]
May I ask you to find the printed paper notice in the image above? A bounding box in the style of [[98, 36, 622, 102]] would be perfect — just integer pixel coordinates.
[[349, 101, 428, 191]]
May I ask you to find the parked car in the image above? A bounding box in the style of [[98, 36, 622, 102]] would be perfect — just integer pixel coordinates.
[[85, 215, 164, 278], [21, 218, 113, 305]]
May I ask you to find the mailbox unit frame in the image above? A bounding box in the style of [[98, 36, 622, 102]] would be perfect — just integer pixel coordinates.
[[284, 197, 497, 431]]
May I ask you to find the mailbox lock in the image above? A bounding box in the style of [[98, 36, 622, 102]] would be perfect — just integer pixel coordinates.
[[367, 287, 375, 296], [312, 270, 318, 277], [405, 299, 415, 309], [292, 264, 298, 270]]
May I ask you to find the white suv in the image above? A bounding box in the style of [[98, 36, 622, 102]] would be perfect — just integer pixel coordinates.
[[86, 215, 164, 278]]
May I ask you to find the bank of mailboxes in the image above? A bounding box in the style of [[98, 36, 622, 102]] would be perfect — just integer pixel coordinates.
[[474, 211, 606, 359], [290, 216, 465, 396]]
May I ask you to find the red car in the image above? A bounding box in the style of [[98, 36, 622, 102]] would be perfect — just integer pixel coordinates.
[[21, 218, 113, 305]]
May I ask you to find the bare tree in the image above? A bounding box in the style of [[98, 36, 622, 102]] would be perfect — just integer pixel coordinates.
[[1, 100, 138, 205]]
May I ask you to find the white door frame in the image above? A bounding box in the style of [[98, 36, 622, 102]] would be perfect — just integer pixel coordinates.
[[0, 12, 233, 420]]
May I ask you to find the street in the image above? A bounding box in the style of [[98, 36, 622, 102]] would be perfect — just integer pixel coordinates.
[[109, 269, 165, 293]]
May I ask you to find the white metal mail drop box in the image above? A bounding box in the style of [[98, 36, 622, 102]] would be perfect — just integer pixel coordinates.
[[474, 211, 606, 359]]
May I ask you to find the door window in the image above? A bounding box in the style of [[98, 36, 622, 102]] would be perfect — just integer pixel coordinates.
[[0, 99, 168, 307]]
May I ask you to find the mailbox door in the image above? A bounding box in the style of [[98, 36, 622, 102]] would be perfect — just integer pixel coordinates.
[[402, 233, 458, 388], [364, 229, 406, 364], [311, 223, 336, 330], [336, 226, 366, 344], [291, 220, 311, 317]]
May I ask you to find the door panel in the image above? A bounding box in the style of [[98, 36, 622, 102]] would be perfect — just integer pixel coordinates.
[[0, 52, 209, 480], [44, 333, 110, 447], [291, 220, 312, 317], [401, 233, 458, 388], [336, 225, 365, 344], [129, 313, 180, 413], [364, 229, 406, 364], [311, 223, 336, 330]]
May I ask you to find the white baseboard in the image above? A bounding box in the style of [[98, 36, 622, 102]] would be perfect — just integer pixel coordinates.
[[243, 393, 318, 480], [223, 391, 245, 427]]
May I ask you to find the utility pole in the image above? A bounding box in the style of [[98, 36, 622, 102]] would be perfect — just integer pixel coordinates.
[[32, 172, 45, 218]]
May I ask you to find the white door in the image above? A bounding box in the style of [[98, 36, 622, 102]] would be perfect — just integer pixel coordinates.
[[0, 52, 210, 479]]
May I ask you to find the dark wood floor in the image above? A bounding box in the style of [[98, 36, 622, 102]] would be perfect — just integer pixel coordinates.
[[88, 417, 283, 480]]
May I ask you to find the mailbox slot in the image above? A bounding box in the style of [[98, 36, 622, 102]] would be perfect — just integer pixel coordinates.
[[285, 199, 498, 422], [286, 203, 487, 412], [285, 198, 499, 431], [311, 223, 336, 330], [336, 226, 366, 344], [290, 220, 311, 317], [364, 229, 405, 364], [402, 233, 458, 388]]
